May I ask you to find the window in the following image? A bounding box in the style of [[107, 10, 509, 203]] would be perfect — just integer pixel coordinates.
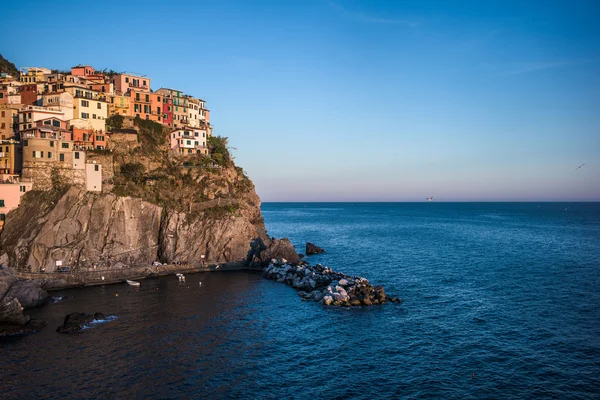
[[143, 80, 146, 86], [136, 93, 140, 101], [23, 140, 28, 146], [194, 141, 198, 145], [0, 200, 4, 207], [94, 165, 99, 171], [92, 114, 97, 119], [96, 135, 104, 141], [44, 120, 51, 125], [59, 153, 64, 161], [50, 141, 54, 147], [194, 132, 198, 137], [186, 140, 191, 145], [172, 134, 175, 138], [157, 97, 161, 102], [97, 103, 101, 109], [74, 152, 80, 159], [82, 112, 89, 119], [0, 214, 5, 221], [48, 151, 52, 158], [20, 186, 26, 193], [82, 100, 89, 107], [145, 95, 149, 102], [125, 77, 129, 83], [53, 120, 60, 127], [62, 143, 69, 149]]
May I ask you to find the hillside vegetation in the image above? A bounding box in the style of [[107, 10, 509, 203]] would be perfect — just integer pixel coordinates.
[[0, 54, 18, 76]]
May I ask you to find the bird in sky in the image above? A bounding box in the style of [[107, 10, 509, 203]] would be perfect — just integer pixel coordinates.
[[574, 163, 586, 172]]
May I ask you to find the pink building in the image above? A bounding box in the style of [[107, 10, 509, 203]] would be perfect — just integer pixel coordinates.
[[112, 73, 151, 95], [71, 65, 95, 77], [0, 174, 33, 229]]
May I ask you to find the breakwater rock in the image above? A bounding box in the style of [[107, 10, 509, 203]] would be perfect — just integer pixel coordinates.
[[263, 262, 401, 307]]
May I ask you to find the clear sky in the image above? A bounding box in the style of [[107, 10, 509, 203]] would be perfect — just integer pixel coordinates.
[[2, 0, 599, 201]]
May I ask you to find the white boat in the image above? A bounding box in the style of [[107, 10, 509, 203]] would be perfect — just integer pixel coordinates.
[[126, 279, 140, 287]]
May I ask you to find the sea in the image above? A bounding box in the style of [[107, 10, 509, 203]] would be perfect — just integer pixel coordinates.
[[2, 202, 600, 399]]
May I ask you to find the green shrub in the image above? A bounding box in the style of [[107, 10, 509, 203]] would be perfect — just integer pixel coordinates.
[[106, 114, 124, 130], [120, 162, 146, 183]]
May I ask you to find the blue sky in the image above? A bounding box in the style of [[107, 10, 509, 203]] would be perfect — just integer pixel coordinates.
[[2, 0, 599, 201]]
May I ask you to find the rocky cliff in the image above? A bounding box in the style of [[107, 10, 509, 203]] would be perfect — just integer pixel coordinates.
[[0, 164, 269, 273]]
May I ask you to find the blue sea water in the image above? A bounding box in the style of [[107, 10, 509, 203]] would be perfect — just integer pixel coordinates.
[[2, 202, 600, 399]]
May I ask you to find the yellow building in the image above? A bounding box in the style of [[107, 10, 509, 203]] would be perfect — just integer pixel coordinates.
[[0, 139, 22, 174], [108, 94, 131, 117], [0, 104, 20, 139], [19, 67, 51, 83]]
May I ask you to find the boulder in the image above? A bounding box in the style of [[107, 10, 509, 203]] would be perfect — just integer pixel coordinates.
[[56, 312, 95, 333], [249, 237, 300, 266], [305, 242, 325, 255], [5, 280, 49, 309], [338, 278, 349, 286], [0, 269, 18, 299], [322, 295, 333, 306], [0, 298, 29, 325]]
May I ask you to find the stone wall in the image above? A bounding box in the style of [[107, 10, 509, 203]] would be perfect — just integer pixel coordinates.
[[107, 133, 139, 154], [22, 162, 85, 191]]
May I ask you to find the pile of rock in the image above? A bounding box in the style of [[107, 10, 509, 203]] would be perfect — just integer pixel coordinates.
[[263, 261, 401, 307]]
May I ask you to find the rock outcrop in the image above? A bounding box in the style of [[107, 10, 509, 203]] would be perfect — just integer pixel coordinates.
[[0, 173, 267, 273], [0, 267, 48, 336], [248, 237, 301, 267], [306, 242, 325, 255], [56, 312, 115, 333]]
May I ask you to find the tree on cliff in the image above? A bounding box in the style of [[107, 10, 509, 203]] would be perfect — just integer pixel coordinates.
[[208, 136, 232, 167], [0, 54, 18, 76]]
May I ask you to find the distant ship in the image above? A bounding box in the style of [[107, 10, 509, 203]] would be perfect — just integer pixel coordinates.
[[426, 197, 434, 201]]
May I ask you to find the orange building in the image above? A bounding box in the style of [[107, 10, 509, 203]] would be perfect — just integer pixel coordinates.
[[72, 128, 108, 150], [129, 90, 162, 122]]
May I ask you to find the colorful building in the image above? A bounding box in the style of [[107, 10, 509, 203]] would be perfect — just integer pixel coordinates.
[[19, 84, 39, 106], [65, 85, 108, 131], [41, 91, 74, 120], [0, 174, 33, 229], [72, 128, 107, 150], [0, 140, 22, 174], [129, 90, 162, 122], [0, 104, 20, 140], [162, 96, 173, 126], [19, 67, 51, 84], [169, 127, 210, 155], [17, 105, 66, 134], [71, 65, 96, 77], [112, 73, 151, 95], [108, 94, 131, 117]]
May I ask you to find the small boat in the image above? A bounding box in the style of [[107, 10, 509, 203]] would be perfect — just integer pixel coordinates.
[[126, 279, 140, 287], [176, 273, 186, 282]]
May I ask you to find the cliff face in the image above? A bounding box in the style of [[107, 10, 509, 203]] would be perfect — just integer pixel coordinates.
[[0, 169, 267, 272]]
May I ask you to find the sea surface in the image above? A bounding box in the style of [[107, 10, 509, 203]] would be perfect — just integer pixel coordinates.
[[2, 202, 600, 399]]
